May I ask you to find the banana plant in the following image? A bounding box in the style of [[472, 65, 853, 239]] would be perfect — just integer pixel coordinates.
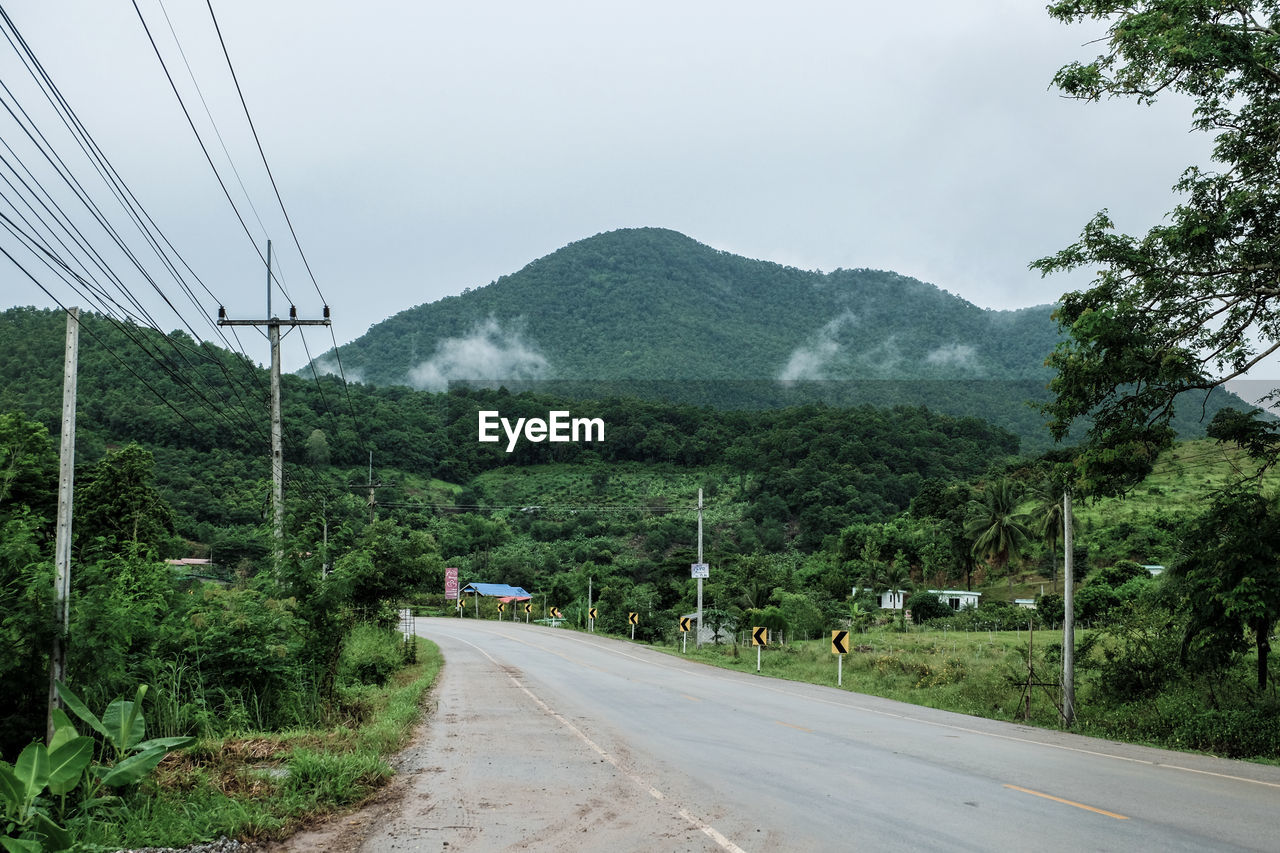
[[55, 682, 194, 788], [0, 722, 93, 853]]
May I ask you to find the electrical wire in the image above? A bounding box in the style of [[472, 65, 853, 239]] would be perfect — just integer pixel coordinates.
[[202, 0, 362, 424], [0, 3, 361, 519]]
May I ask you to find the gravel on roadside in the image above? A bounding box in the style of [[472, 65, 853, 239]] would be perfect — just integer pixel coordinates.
[[112, 838, 258, 853]]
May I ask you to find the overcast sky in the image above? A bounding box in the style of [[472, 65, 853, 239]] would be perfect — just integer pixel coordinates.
[[1, 1, 1215, 373]]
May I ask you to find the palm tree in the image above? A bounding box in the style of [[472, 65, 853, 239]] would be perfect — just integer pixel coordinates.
[[852, 531, 888, 605], [884, 551, 913, 628], [965, 479, 1031, 592], [1030, 485, 1074, 593]]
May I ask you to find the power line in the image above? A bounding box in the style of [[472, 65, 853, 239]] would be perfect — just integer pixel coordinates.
[[201, 0, 362, 427], [128, 0, 277, 294], [203, 0, 321, 306], [0, 6, 271, 375]]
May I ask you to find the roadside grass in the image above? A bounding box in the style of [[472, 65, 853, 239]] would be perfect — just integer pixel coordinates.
[[660, 627, 1085, 731], [651, 625, 1280, 759], [79, 636, 442, 848]]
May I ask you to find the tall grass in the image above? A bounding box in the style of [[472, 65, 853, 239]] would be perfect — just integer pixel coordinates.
[[80, 636, 442, 848], [671, 627, 1073, 729]]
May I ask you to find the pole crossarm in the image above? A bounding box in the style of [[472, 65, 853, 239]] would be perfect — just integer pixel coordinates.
[[217, 318, 331, 326]]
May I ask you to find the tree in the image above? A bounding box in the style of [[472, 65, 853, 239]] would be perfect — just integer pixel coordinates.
[[964, 479, 1030, 591], [850, 527, 889, 601], [905, 590, 952, 624], [1035, 2, 1280, 492], [1174, 488, 1280, 691], [305, 428, 331, 468], [884, 550, 913, 629], [75, 444, 175, 558], [333, 518, 440, 619], [0, 412, 56, 521], [1030, 485, 1073, 592]]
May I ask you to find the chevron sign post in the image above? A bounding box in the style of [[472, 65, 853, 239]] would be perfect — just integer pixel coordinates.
[[752, 626, 767, 672], [832, 630, 850, 686]]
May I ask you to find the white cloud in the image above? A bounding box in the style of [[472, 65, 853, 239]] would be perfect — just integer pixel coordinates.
[[311, 354, 363, 385], [406, 317, 549, 391], [924, 343, 978, 369], [777, 311, 857, 381]]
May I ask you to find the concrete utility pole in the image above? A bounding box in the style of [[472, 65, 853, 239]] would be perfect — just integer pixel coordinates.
[[365, 450, 384, 522], [696, 488, 704, 648], [47, 307, 79, 743], [217, 241, 329, 567], [1062, 489, 1076, 727]]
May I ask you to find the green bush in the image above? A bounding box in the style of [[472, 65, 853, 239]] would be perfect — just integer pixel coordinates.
[[1170, 708, 1280, 758], [1036, 593, 1064, 628], [338, 624, 402, 687], [905, 591, 952, 624], [929, 599, 1038, 631]]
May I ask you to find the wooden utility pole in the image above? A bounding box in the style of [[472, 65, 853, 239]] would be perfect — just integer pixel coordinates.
[[218, 241, 329, 566], [47, 307, 79, 743], [1062, 489, 1076, 727]]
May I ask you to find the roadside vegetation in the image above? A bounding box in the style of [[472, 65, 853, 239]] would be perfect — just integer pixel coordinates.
[[0, 411, 442, 850], [79, 635, 441, 848], [662, 609, 1280, 761]]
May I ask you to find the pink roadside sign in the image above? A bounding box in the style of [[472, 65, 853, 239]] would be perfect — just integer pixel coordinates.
[[445, 566, 459, 599]]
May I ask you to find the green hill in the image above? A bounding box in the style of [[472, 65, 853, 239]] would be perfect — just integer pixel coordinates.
[[321, 228, 1057, 384], [309, 227, 1245, 449]]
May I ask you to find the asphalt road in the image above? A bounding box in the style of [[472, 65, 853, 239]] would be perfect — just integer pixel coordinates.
[[354, 617, 1280, 852]]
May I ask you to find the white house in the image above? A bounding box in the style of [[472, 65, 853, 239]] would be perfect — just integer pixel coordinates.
[[856, 588, 982, 611], [933, 590, 982, 611], [869, 589, 910, 610]]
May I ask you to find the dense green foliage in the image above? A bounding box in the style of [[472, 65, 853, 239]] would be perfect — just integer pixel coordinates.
[[0, 307, 1026, 563], [0, 409, 434, 765], [1037, 1, 1280, 491]]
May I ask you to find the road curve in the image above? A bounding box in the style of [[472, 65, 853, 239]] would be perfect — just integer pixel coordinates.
[[356, 618, 1280, 852]]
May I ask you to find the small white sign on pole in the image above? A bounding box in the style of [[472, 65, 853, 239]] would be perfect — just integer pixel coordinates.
[[691, 562, 710, 579]]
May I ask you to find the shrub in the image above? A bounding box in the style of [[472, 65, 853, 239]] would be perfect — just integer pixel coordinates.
[[338, 624, 402, 687], [1037, 593, 1064, 628], [930, 599, 1038, 631], [905, 591, 952, 624]]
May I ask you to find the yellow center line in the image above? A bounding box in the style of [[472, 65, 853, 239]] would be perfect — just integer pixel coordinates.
[[682, 694, 702, 703], [1003, 784, 1129, 820], [775, 720, 813, 733]]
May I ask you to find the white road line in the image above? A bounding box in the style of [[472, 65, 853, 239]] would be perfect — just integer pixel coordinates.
[[436, 629, 748, 853]]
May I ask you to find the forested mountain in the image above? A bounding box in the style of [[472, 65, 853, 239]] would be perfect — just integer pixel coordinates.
[[310, 227, 1241, 448], [322, 227, 1056, 385]]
